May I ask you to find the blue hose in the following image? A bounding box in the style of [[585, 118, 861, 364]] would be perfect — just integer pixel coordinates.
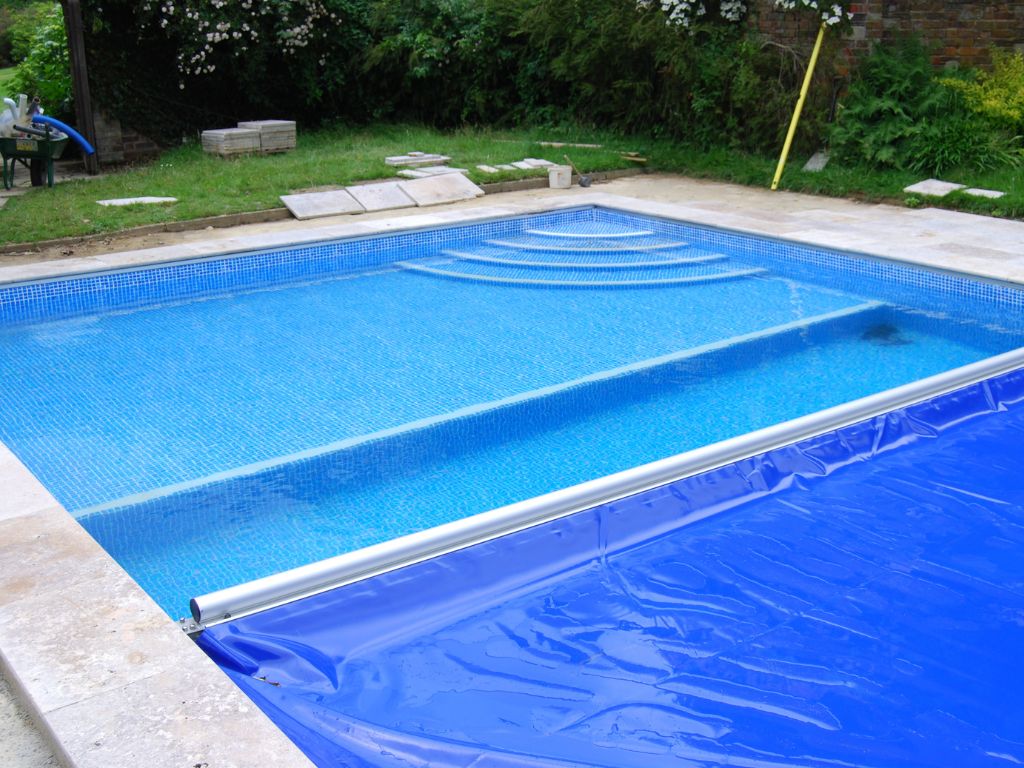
[[31, 114, 96, 155]]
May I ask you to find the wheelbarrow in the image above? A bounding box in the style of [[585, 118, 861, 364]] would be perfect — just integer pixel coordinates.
[[1, 126, 69, 190]]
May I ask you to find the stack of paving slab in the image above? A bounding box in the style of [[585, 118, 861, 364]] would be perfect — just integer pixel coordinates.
[[397, 166, 470, 179], [476, 158, 556, 174], [237, 120, 297, 153], [201, 127, 261, 157], [385, 152, 466, 179], [385, 152, 452, 167]]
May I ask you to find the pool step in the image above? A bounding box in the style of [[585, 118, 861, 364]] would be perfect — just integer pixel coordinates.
[[440, 249, 729, 271], [400, 260, 767, 288], [484, 237, 688, 254], [524, 227, 655, 239]]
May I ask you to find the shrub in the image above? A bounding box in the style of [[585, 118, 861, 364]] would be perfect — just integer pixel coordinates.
[[82, 0, 373, 142], [0, 1, 50, 68], [10, 3, 72, 118], [77, 0, 848, 152], [831, 37, 1019, 175], [363, 0, 525, 125], [942, 49, 1024, 134]]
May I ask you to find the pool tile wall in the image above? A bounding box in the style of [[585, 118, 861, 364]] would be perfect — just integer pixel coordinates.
[[2, 206, 1024, 330]]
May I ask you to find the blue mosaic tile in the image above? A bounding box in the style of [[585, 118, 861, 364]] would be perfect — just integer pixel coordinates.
[[2, 206, 1021, 329], [1, 205, 1023, 617]]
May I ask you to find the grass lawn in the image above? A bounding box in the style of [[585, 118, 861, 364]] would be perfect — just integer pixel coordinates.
[[0, 67, 17, 96], [0, 122, 1021, 247], [0, 124, 634, 245], [644, 143, 1024, 221]]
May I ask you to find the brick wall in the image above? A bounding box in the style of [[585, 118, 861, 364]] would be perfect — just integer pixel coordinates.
[[749, 0, 1024, 73], [92, 110, 160, 166]]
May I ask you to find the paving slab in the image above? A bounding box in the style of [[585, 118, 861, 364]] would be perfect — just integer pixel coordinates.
[[44, 668, 313, 768], [476, 164, 500, 173], [345, 181, 416, 212], [280, 189, 364, 220], [0, 444, 60, 521], [0, 672, 57, 768], [201, 128, 260, 157], [511, 161, 534, 170], [398, 173, 485, 207], [802, 151, 829, 172], [0, 554, 187, 712], [965, 187, 1005, 199], [537, 141, 602, 148], [523, 158, 555, 168], [384, 153, 451, 167], [96, 197, 177, 207], [903, 179, 966, 197], [496, 164, 517, 171]]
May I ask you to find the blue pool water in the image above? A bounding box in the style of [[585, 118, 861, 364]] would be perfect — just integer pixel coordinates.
[[0, 207, 1022, 617]]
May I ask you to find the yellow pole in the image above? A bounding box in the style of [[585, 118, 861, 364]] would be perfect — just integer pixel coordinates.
[[771, 22, 827, 191]]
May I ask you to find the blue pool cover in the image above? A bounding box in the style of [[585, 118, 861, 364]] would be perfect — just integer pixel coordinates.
[[198, 368, 1024, 768]]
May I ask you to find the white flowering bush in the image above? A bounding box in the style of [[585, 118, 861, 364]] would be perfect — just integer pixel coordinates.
[[634, 0, 744, 30], [638, 0, 851, 31], [81, 0, 372, 142], [136, 0, 345, 88], [774, 0, 851, 27]]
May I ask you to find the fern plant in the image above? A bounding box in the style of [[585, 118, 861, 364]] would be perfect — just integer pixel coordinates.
[[832, 37, 1020, 175], [831, 37, 945, 168]]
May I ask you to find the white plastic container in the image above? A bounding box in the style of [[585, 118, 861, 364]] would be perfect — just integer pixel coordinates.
[[548, 165, 572, 189]]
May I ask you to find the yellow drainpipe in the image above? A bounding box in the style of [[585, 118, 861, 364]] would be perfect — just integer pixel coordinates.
[[771, 21, 827, 191]]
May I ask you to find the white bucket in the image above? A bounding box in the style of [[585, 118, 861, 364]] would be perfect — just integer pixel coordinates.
[[548, 165, 572, 189]]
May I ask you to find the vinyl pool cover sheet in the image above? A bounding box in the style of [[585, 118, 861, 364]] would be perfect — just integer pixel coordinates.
[[198, 369, 1024, 768]]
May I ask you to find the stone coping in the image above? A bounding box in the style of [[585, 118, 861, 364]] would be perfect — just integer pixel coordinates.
[[1, 180, 1023, 766]]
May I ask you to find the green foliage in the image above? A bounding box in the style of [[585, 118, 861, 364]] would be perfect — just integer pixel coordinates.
[[0, 1, 50, 67], [906, 114, 1019, 174], [10, 3, 71, 117], [831, 38, 1019, 176], [942, 49, 1024, 133], [77, 0, 840, 153], [363, 0, 524, 124], [512, 0, 832, 152], [82, 0, 374, 143], [0, 66, 16, 95], [514, 0, 665, 130]]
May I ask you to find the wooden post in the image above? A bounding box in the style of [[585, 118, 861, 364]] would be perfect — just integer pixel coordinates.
[[61, 0, 99, 174]]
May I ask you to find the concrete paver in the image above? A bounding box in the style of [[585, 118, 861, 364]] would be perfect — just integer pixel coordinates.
[[0, 672, 59, 768], [280, 188, 364, 219]]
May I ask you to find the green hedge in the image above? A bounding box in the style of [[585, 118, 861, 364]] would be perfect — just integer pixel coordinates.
[[79, 0, 838, 153]]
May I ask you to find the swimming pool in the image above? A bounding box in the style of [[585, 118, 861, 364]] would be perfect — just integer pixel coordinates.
[[1, 205, 1022, 619]]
